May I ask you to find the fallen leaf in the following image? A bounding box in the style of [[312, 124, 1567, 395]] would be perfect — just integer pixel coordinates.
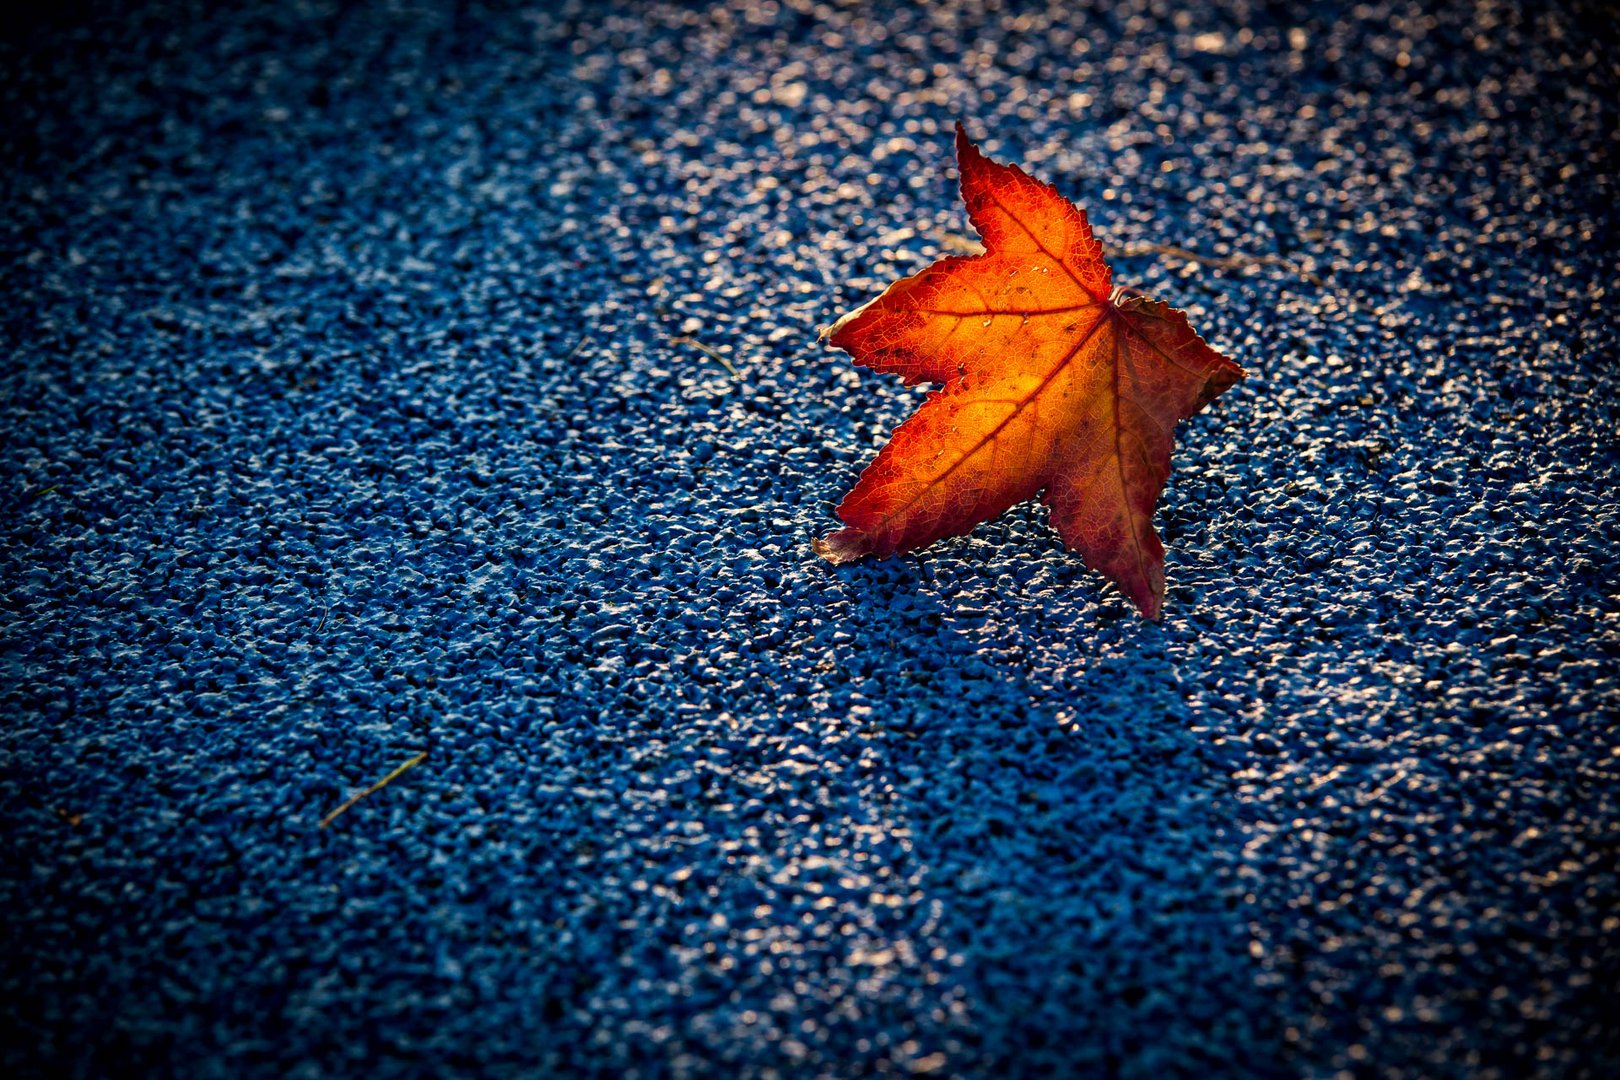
[[815, 123, 1244, 619]]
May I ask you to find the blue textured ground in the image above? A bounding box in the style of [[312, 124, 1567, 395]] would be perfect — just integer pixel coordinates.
[[2, 1, 1618, 1076]]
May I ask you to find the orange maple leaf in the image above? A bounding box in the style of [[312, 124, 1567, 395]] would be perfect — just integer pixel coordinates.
[[815, 123, 1244, 619]]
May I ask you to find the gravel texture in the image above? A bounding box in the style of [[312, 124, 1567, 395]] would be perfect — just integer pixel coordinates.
[[2, 1, 1618, 1076]]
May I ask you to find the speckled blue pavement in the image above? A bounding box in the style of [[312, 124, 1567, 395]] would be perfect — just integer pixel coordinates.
[[2, 1, 1617, 1076]]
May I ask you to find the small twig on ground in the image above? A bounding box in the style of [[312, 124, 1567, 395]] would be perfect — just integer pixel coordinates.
[[1361, 768, 1409, 805], [672, 335, 741, 379], [319, 751, 428, 829], [1119, 242, 1326, 287]]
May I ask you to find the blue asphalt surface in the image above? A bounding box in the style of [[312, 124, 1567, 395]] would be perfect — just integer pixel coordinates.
[[2, 1, 1618, 1076]]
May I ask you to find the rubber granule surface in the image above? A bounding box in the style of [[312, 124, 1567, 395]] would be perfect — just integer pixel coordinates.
[[1, 2, 1617, 1076]]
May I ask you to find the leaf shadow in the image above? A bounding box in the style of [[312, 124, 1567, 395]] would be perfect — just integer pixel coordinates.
[[811, 544, 1286, 1074]]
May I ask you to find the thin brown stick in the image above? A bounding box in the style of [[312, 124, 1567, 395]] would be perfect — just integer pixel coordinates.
[[672, 335, 741, 379], [1360, 768, 1410, 806], [319, 751, 428, 829], [1118, 241, 1257, 270], [1120, 242, 1325, 286]]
